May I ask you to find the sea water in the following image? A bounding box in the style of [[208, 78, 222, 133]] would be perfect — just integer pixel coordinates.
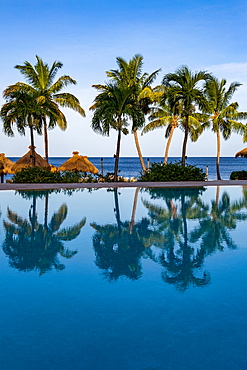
[[0, 186, 246, 369], [8, 156, 247, 180]]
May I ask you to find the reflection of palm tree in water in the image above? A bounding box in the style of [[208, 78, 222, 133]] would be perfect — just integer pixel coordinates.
[[160, 192, 210, 292], [2, 191, 86, 275], [190, 186, 247, 255], [143, 186, 247, 291], [91, 188, 161, 281], [143, 188, 211, 292]]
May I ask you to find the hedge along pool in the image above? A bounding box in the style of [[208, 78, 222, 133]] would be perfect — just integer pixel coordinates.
[[0, 186, 247, 370]]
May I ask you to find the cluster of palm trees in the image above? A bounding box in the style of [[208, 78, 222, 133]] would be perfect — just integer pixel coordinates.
[[1, 55, 246, 181], [91, 57, 247, 180]]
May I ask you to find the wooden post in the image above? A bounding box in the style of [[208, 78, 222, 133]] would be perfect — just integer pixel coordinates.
[[100, 157, 104, 177], [147, 158, 150, 170], [0, 162, 4, 183]]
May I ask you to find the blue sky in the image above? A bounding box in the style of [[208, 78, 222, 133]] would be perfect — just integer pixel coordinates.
[[0, 0, 246, 157]]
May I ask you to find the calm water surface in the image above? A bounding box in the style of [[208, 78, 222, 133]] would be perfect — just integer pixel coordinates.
[[0, 186, 247, 369]]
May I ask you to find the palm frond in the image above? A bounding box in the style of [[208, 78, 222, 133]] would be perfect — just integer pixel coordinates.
[[48, 75, 77, 94], [53, 93, 85, 116]]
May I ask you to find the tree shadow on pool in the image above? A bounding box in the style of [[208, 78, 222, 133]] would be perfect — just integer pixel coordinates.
[[2, 190, 86, 275]]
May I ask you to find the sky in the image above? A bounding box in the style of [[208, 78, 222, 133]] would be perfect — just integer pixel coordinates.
[[0, 0, 246, 158]]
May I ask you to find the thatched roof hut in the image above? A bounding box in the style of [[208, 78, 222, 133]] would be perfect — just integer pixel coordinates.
[[235, 148, 247, 158], [58, 151, 98, 174], [0, 153, 15, 174], [12, 146, 50, 173]]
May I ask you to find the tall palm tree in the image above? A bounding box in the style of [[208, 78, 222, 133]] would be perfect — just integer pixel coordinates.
[[0, 91, 43, 166], [90, 82, 144, 181], [143, 97, 180, 163], [203, 77, 247, 180], [4, 56, 85, 163], [143, 95, 208, 163], [106, 54, 160, 171], [162, 66, 211, 166]]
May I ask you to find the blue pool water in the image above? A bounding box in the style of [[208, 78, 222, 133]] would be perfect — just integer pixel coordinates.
[[0, 186, 247, 369]]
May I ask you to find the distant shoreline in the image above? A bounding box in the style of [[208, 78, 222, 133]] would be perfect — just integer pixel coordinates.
[[7, 155, 241, 158]]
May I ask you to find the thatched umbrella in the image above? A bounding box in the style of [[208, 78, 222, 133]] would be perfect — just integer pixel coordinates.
[[0, 153, 15, 174], [235, 148, 247, 158], [58, 151, 98, 174], [49, 164, 58, 172], [12, 146, 50, 173]]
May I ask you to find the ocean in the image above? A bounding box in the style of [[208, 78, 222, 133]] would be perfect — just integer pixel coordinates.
[[7, 156, 247, 181]]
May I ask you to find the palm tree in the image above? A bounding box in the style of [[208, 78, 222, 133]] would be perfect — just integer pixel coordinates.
[[143, 96, 180, 163], [4, 56, 85, 163], [143, 93, 208, 163], [203, 77, 247, 180], [162, 66, 211, 166], [106, 54, 160, 171], [90, 82, 144, 181], [0, 90, 43, 167]]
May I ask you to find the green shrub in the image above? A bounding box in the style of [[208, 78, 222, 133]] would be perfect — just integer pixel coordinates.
[[230, 170, 247, 180], [12, 167, 60, 183], [61, 171, 85, 183], [12, 167, 98, 183], [138, 161, 206, 182]]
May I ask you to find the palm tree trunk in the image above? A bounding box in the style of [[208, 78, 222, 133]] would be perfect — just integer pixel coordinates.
[[133, 127, 146, 172], [43, 116, 49, 164], [114, 127, 121, 182], [164, 123, 176, 164], [29, 124, 36, 167], [181, 115, 189, 166], [216, 128, 221, 180]]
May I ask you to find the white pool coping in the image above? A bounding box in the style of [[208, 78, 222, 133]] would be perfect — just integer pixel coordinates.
[[0, 180, 247, 191]]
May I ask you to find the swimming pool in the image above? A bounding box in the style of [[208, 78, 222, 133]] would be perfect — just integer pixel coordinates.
[[0, 186, 246, 369]]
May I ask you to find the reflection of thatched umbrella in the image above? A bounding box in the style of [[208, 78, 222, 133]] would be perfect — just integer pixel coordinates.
[[0, 153, 15, 174], [12, 146, 50, 173], [58, 151, 98, 173], [235, 148, 247, 158]]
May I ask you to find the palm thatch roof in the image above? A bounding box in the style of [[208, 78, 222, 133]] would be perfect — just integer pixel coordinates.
[[58, 151, 98, 174], [49, 164, 58, 172], [0, 153, 15, 174], [235, 148, 247, 158], [12, 146, 50, 173]]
